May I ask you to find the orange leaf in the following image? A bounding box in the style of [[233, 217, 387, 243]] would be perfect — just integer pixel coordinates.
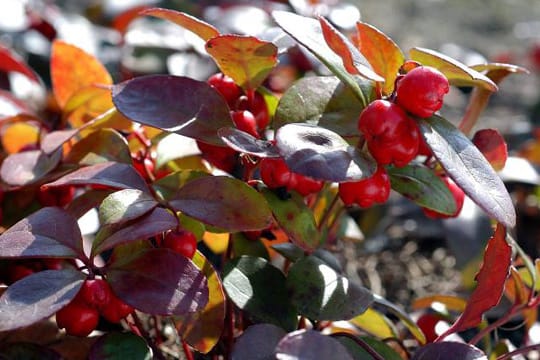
[[1, 120, 40, 154], [353, 22, 405, 95], [206, 35, 278, 91], [50, 40, 112, 109], [112, 5, 152, 35], [141, 8, 219, 42]]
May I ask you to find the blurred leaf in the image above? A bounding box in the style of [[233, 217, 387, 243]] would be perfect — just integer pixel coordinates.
[[0, 342, 61, 360], [350, 308, 398, 339], [0, 91, 35, 118], [171, 176, 273, 232], [419, 116, 515, 227], [353, 22, 405, 95], [41, 129, 79, 155], [232, 324, 286, 360], [51, 40, 112, 108], [287, 255, 373, 320], [262, 189, 319, 251], [0, 149, 62, 186], [412, 295, 467, 312], [202, 231, 229, 254], [271, 243, 305, 262], [443, 224, 511, 335], [470, 62, 529, 80], [223, 256, 297, 331], [89, 333, 151, 360], [206, 35, 278, 91], [98, 189, 157, 227], [389, 164, 456, 214], [336, 335, 402, 360], [112, 75, 231, 145], [276, 123, 376, 182], [233, 233, 270, 260], [107, 248, 208, 316], [0, 44, 41, 83], [1, 121, 40, 154], [411, 342, 487, 360], [65, 129, 132, 165], [142, 8, 219, 41], [0, 269, 85, 331], [318, 17, 383, 82], [0, 207, 85, 259], [373, 294, 426, 344], [275, 329, 353, 360], [155, 133, 201, 169], [409, 47, 497, 91], [471, 129, 507, 171], [274, 76, 374, 137], [218, 127, 280, 158], [176, 251, 226, 354]]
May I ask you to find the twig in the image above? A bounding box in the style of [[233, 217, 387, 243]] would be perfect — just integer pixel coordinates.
[[331, 332, 385, 360], [496, 344, 540, 360], [468, 305, 522, 346]]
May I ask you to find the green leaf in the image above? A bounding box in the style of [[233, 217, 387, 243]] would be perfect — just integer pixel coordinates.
[[373, 294, 426, 344], [262, 189, 319, 251], [271, 243, 305, 262], [98, 189, 157, 227], [389, 164, 456, 214], [233, 233, 270, 260], [275, 76, 375, 137], [287, 255, 373, 320], [336, 335, 402, 360], [171, 176, 273, 232], [89, 333, 152, 360], [419, 116, 516, 227], [206, 35, 278, 91], [223, 256, 297, 331], [65, 129, 132, 165]]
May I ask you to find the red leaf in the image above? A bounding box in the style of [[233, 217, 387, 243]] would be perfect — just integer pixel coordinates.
[[442, 224, 511, 336], [472, 129, 507, 171], [0, 45, 41, 83]]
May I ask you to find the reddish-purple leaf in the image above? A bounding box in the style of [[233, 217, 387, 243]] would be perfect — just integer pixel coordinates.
[[66, 188, 113, 220], [232, 324, 286, 360], [218, 127, 280, 158], [275, 330, 354, 360], [65, 128, 132, 165], [0, 149, 62, 186], [41, 129, 80, 155], [141, 8, 220, 41], [42, 162, 150, 193], [442, 224, 511, 336], [412, 342, 487, 360], [0, 207, 85, 260], [0, 269, 85, 331], [112, 75, 232, 145], [92, 207, 177, 255], [472, 129, 507, 171], [319, 16, 383, 82], [0, 44, 41, 83], [106, 248, 209, 315]]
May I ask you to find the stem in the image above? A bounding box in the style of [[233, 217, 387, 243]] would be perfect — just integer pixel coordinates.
[[182, 339, 195, 360], [131, 312, 167, 360], [507, 234, 537, 302], [317, 192, 340, 231], [468, 305, 522, 346], [458, 87, 491, 136], [496, 344, 540, 360], [331, 332, 385, 360]]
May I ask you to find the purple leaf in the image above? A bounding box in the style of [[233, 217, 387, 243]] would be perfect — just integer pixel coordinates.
[[0, 149, 62, 186], [0, 269, 85, 331], [41, 129, 80, 155], [275, 330, 354, 360], [106, 248, 209, 315], [232, 324, 286, 360], [218, 127, 280, 158], [411, 342, 487, 360], [0, 207, 85, 259]]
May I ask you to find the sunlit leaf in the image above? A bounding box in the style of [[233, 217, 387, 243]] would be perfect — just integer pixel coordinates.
[[1, 121, 40, 154], [275, 330, 353, 360], [350, 308, 398, 339], [412, 295, 467, 312], [65, 128, 132, 165], [152, 170, 209, 203], [373, 294, 426, 344], [41, 129, 79, 155], [141, 8, 219, 41], [0, 149, 62, 186], [471, 129, 507, 171], [0, 44, 41, 83], [98, 189, 157, 227]]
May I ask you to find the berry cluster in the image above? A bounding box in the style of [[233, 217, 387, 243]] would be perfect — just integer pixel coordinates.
[[161, 229, 198, 259], [56, 278, 133, 337], [0, 258, 63, 285], [260, 157, 324, 197], [338, 65, 461, 216]]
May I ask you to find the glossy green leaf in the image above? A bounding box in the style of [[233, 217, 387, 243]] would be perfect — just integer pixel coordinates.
[[336, 335, 402, 360], [89, 333, 152, 360], [274, 76, 375, 137], [223, 256, 297, 331], [98, 189, 157, 227], [287, 255, 373, 320], [206, 35, 278, 91], [233, 233, 270, 260], [262, 189, 319, 251], [66, 129, 132, 165], [171, 176, 273, 232], [141, 8, 219, 41], [0, 269, 85, 331], [388, 164, 456, 214], [66, 188, 114, 219], [419, 116, 516, 227], [112, 75, 232, 145], [175, 251, 226, 354]]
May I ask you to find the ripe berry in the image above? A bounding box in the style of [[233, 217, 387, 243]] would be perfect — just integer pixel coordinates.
[[231, 110, 259, 138], [100, 292, 134, 323], [196, 141, 238, 173], [395, 66, 450, 118], [338, 167, 391, 208], [422, 176, 465, 219], [359, 100, 420, 167], [207, 73, 242, 107], [291, 172, 324, 196], [56, 300, 99, 337], [163, 230, 198, 259], [78, 279, 111, 310], [7, 264, 34, 284], [132, 155, 155, 181], [249, 92, 270, 130], [37, 186, 75, 207], [259, 157, 323, 196], [417, 313, 445, 343]]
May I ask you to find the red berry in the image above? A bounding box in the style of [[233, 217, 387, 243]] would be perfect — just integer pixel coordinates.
[[56, 300, 99, 337], [78, 279, 111, 310], [132, 155, 155, 181], [291, 173, 324, 196], [422, 176, 465, 219], [231, 110, 259, 138], [196, 141, 238, 173], [37, 186, 75, 207], [249, 92, 270, 130], [101, 292, 134, 323], [7, 264, 34, 284], [42, 258, 63, 270], [359, 100, 420, 167], [338, 167, 391, 208], [395, 66, 449, 118], [163, 230, 198, 259], [207, 73, 242, 107], [260, 158, 323, 196], [417, 313, 444, 343]]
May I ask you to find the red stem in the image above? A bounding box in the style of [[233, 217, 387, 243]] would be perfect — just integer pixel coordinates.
[[331, 332, 385, 360], [468, 305, 523, 346], [182, 339, 195, 360], [496, 344, 540, 360]]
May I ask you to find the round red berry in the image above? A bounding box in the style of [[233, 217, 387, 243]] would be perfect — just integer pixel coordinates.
[[197, 141, 238, 173], [416, 313, 444, 343], [56, 300, 99, 337], [78, 279, 111, 310], [395, 66, 449, 118], [291, 172, 324, 196], [207, 73, 242, 107], [231, 110, 259, 138], [338, 167, 391, 208], [260, 157, 323, 196], [359, 100, 420, 167], [162, 230, 198, 259], [422, 176, 465, 219], [101, 292, 134, 323], [249, 92, 270, 130], [7, 264, 34, 284]]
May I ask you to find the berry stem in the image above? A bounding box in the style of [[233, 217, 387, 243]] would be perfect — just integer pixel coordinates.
[[466, 304, 523, 346], [317, 192, 341, 231], [330, 332, 385, 360], [458, 87, 492, 136], [496, 344, 540, 360]]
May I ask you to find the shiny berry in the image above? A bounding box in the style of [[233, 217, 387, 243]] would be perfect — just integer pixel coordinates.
[[100, 292, 134, 323], [231, 110, 259, 138], [196, 141, 238, 173], [291, 173, 324, 196], [163, 230, 198, 259], [338, 167, 391, 208], [132, 156, 155, 181], [359, 100, 420, 167], [422, 176, 465, 219], [249, 92, 270, 130], [78, 279, 111, 310], [207, 73, 242, 107], [260, 158, 323, 196], [396, 66, 450, 118], [417, 313, 445, 343], [56, 300, 99, 337]]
